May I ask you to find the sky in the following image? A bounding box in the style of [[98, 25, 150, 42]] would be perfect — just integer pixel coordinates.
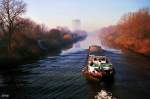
[[24, 0, 150, 32]]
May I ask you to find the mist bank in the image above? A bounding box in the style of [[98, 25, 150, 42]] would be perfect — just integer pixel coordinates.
[[99, 8, 150, 57]]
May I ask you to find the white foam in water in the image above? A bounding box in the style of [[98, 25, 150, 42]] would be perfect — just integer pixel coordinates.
[[47, 56, 59, 59], [104, 47, 122, 54], [61, 47, 84, 55], [95, 90, 117, 99]]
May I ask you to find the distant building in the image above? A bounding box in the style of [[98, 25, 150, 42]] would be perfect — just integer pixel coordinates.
[[72, 19, 81, 31]]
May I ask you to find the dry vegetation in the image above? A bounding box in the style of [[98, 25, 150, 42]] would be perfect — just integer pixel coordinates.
[[0, 0, 87, 65], [100, 8, 150, 57]]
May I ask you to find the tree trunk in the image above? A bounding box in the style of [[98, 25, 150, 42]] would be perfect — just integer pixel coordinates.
[[8, 35, 11, 57]]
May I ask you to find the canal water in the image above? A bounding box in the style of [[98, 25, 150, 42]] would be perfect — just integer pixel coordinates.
[[0, 34, 150, 99]]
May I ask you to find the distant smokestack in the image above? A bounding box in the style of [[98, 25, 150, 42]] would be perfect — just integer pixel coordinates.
[[72, 19, 81, 31]]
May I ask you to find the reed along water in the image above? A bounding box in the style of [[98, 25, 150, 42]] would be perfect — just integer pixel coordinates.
[[0, 34, 150, 99]]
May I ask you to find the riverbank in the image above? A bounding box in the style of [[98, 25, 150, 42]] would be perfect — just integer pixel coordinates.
[[101, 43, 150, 58], [99, 8, 150, 58], [0, 29, 87, 66], [0, 0, 87, 67], [122, 47, 150, 58]]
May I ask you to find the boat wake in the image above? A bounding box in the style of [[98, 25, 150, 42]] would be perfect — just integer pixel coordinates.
[[95, 90, 117, 99]]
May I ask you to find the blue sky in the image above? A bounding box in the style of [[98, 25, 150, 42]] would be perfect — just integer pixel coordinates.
[[24, 0, 150, 32]]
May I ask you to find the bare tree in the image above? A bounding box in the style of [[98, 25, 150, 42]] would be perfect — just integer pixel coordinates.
[[0, 0, 26, 55]]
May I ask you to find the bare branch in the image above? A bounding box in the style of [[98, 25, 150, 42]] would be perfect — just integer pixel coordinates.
[[0, 0, 26, 53]]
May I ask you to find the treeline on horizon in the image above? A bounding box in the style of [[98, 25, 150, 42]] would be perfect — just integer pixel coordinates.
[[0, 0, 87, 65], [99, 8, 150, 57]]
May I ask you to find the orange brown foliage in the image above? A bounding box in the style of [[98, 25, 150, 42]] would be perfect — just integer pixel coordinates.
[[100, 8, 150, 56]]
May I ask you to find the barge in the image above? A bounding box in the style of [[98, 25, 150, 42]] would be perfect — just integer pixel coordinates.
[[82, 46, 115, 81]]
